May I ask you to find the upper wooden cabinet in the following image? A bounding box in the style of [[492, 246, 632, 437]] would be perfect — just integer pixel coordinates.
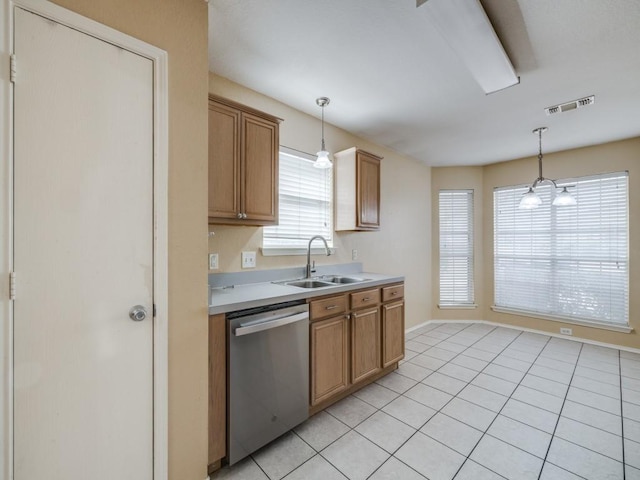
[[334, 147, 382, 231], [208, 95, 281, 225]]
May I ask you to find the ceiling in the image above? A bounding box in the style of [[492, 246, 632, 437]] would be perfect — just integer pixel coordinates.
[[208, 0, 640, 166]]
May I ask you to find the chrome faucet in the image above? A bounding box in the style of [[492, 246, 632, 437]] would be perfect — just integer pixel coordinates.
[[306, 235, 331, 278]]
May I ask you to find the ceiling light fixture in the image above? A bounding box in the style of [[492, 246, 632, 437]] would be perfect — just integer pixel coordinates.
[[519, 127, 576, 209], [314, 97, 332, 169], [419, 0, 519, 94]]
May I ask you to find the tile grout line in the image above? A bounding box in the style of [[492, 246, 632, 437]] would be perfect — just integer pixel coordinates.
[[363, 322, 506, 480], [450, 331, 555, 480], [536, 342, 584, 480], [371, 325, 541, 480]]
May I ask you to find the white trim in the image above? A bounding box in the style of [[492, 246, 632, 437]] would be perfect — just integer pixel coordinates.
[[437, 304, 478, 310], [491, 306, 633, 334], [407, 320, 640, 355], [1, 1, 169, 479]]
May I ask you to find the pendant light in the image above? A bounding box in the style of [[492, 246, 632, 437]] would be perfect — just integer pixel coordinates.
[[519, 127, 576, 209], [314, 97, 332, 169]]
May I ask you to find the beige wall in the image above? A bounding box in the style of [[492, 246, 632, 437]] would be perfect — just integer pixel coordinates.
[[208, 74, 432, 329], [51, 1, 209, 478], [433, 137, 640, 349], [431, 167, 484, 321]]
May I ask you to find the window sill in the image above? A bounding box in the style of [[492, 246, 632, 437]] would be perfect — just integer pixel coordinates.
[[438, 304, 478, 310], [261, 247, 337, 257], [491, 306, 633, 334]]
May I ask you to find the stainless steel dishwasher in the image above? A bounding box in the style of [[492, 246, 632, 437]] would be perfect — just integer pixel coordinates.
[[227, 300, 309, 465]]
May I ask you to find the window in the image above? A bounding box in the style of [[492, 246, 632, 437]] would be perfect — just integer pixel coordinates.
[[494, 172, 629, 327], [439, 190, 475, 306], [263, 148, 333, 252]]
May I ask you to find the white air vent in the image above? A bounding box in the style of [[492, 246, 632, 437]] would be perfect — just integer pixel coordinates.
[[545, 95, 595, 115]]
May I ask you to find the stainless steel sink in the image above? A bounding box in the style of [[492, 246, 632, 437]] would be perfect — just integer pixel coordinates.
[[276, 275, 371, 289], [284, 279, 334, 289], [324, 276, 370, 284]]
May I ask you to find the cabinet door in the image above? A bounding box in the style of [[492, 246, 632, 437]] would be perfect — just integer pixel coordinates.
[[311, 316, 349, 406], [356, 151, 380, 229], [208, 314, 226, 466], [208, 101, 241, 220], [351, 308, 381, 383], [241, 112, 278, 223], [382, 301, 405, 367]]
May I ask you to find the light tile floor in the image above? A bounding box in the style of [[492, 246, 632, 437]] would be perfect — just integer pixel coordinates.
[[211, 322, 640, 480]]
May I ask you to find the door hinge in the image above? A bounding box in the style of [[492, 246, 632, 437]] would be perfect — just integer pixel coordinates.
[[10, 54, 16, 83], [9, 271, 16, 300]]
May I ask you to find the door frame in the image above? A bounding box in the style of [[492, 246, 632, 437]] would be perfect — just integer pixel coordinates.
[[0, 1, 170, 479]]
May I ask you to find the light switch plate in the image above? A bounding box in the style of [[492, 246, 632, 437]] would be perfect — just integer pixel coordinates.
[[209, 253, 219, 270], [241, 251, 256, 269]]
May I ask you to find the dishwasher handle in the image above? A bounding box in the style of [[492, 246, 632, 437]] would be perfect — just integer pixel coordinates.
[[234, 311, 308, 337]]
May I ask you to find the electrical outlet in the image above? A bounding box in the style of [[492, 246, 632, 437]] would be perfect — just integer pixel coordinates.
[[352, 249, 358, 260], [241, 251, 256, 269], [209, 253, 218, 270], [560, 327, 573, 336]]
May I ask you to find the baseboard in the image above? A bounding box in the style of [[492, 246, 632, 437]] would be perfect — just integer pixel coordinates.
[[407, 319, 640, 355]]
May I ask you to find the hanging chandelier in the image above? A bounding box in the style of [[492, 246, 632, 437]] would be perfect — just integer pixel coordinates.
[[519, 127, 576, 209], [314, 97, 332, 169]]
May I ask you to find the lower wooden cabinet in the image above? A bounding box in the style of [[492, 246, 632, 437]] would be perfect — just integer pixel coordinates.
[[382, 301, 405, 367], [310, 314, 349, 406], [309, 282, 405, 411], [351, 308, 381, 383]]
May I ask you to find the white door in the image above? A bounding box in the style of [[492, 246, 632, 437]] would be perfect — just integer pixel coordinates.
[[13, 7, 154, 479]]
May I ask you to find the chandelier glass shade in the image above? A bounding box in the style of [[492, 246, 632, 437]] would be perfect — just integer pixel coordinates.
[[519, 127, 576, 209]]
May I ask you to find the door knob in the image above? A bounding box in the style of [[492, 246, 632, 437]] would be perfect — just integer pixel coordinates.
[[129, 305, 148, 322]]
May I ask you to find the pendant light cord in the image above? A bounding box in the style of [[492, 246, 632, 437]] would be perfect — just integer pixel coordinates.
[[321, 105, 326, 151], [538, 128, 544, 181]]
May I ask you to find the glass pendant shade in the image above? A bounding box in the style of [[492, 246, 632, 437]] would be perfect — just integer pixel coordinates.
[[519, 187, 542, 209], [314, 150, 332, 169], [519, 127, 576, 209], [552, 186, 577, 206], [314, 97, 332, 169]]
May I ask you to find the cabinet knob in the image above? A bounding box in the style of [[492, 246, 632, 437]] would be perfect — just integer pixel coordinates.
[[237, 213, 243, 219], [242, 213, 248, 219]]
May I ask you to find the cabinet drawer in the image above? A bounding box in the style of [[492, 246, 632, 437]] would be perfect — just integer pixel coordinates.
[[350, 288, 380, 310], [310, 295, 348, 321], [382, 284, 404, 302]]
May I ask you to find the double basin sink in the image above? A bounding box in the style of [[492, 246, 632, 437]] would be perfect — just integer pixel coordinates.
[[277, 275, 371, 289]]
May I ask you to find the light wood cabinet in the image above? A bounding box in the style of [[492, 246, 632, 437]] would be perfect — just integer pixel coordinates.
[[208, 314, 226, 470], [310, 315, 349, 406], [308, 281, 404, 412], [334, 147, 382, 231], [350, 308, 381, 383], [208, 95, 281, 225], [382, 301, 405, 367]]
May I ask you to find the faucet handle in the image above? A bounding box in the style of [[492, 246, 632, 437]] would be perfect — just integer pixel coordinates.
[[311, 260, 316, 273]]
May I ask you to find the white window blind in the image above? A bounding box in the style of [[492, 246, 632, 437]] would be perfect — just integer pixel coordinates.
[[439, 190, 475, 306], [494, 171, 629, 326], [263, 148, 333, 250]]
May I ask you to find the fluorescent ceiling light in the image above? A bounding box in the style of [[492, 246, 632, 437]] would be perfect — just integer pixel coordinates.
[[421, 0, 519, 94]]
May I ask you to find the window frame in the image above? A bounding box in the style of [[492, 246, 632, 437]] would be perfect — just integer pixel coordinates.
[[262, 147, 334, 256], [492, 171, 630, 332], [438, 189, 476, 308]]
